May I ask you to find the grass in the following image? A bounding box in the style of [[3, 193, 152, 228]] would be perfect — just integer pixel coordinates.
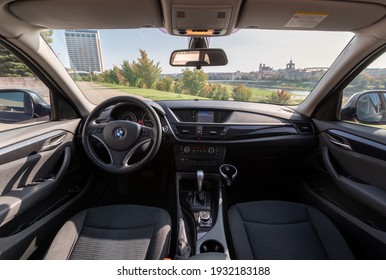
[[100, 83, 208, 101], [213, 82, 307, 105], [99, 82, 307, 105]]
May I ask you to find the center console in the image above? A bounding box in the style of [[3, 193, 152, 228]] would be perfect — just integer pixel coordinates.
[[176, 164, 238, 259]]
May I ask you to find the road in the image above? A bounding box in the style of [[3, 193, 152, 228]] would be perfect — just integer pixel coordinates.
[[77, 82, 148, 104]]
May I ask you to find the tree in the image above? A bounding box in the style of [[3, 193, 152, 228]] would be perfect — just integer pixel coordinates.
[[204, 83, 230, 100], [40, 30, 54, 44], [114, 66, 127, 85], [0, 45, 33, 77], [101, 67, 120, 84], [266, 89, 291, 104], [121, 60, 136, 86], [131, 49, 162, 89], [155, 76, 174, 92], [232, 84, 252, 101], [180, 68, 207, 96], [351, 73, 370, 91], [174, 79, 182, 93], [213, 84, 230, 100]]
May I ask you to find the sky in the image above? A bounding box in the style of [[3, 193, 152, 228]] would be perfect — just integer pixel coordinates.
[[51, 29, 354, 74]]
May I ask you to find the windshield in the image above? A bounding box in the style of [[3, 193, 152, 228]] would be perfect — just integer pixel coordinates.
[[48, 29, 353, 105]]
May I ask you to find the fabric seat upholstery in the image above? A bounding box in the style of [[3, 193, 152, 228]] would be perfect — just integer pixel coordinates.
[[228, 201, 353, 260], [45, 204, 171, 260]]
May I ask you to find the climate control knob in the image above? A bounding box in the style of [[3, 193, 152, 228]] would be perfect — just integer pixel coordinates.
[[183, 146, 191, 154], [208, 147, 215, 155]]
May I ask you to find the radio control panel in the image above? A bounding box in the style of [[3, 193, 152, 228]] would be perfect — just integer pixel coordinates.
[[174, 144, 226, 172], [178, 145, 220, 156]]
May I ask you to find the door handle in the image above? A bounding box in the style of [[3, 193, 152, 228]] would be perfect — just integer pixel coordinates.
[[327, 134, 352, 150], [41, 133, 66, 152]]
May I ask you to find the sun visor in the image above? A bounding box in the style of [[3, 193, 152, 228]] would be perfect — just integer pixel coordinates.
[[8, 0, 164, 29], [237, 0, 386, 31]]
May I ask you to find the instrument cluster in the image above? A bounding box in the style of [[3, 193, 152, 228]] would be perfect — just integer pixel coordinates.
[[111, 105, 154, 127]]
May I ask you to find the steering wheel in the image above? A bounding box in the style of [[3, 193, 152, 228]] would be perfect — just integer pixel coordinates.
[[82, 96, 162, 174]]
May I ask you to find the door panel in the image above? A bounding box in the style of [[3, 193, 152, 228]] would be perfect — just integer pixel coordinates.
[[0, 144, 71, 226], [304, 119, 386, 258], [0, 119, 87, 259], [322, 130, 386, 188], [0, 123, 79, 226]]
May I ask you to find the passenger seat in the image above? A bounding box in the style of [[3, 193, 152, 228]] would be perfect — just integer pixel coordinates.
[[228, 200, 353, 259]]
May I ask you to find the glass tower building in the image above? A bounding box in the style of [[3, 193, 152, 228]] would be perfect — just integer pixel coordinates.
[[65, 30, 104, 73]]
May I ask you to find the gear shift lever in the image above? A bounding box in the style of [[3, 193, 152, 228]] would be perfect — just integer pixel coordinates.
[[186, 170, 210, 213], [197, 170, 204, 193], [196, 170, 205, 204]]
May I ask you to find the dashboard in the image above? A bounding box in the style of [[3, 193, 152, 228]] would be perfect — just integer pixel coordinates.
[[92, 100, 318, 171], [156, 100, 318, 172]]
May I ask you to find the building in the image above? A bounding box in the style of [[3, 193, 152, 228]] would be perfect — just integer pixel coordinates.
[[259, 63, 274, 79], [286, 59, 295, 70], [65, 30, 104, 73], [281, 59, 328, 81]]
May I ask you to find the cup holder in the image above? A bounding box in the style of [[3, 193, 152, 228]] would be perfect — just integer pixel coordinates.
[[200, 240, 224, 253]]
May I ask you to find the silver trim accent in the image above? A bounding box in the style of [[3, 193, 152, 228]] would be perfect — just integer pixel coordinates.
[[219, 164, 238, 187], [0, 130, 68, 156], [41, 133, 67, 152], [122, 139, 152, 165], [327, 134, 352, 150], [91, 134, 113, 163], [197, 170, 204, 193]]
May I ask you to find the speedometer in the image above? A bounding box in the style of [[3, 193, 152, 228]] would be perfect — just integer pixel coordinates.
[[118, 111, 137, 122], [142, 113, 154, 127]]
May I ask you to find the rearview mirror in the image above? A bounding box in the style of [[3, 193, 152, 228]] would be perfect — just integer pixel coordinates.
[[170, 49, 228, 67]]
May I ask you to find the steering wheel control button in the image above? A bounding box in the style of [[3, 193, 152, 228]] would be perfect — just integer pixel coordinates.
[[93, 126, 104, 134], [141, 127, 152, 137]]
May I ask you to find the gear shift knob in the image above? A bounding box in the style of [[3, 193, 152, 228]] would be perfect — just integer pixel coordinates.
[[197, 170, 204, 193]]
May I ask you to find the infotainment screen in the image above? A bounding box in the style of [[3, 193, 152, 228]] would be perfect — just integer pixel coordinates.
[[196, 111, 214, 123]]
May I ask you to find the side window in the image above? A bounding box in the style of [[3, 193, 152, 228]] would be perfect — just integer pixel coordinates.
[[0, 44, 51, 131], [341, 52, 386, 129]]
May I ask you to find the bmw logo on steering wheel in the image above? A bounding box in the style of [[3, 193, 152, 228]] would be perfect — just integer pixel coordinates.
[[113, 127, 125, 139]]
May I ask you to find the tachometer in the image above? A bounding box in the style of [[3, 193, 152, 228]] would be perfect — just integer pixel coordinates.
[[142, 113, 154, 127], [118, 111, 137, 122]]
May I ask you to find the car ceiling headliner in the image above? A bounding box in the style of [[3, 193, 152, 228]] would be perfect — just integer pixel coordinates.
[[1, 0, 386, 37]]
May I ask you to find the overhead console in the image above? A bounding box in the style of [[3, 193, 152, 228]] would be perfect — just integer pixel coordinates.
[[160, 0, 242, 36]]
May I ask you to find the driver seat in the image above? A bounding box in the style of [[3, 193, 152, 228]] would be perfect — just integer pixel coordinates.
[[44, 205, 171, 260]]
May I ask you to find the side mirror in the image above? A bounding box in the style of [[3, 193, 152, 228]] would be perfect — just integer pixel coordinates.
[[170, 48, 228, 67], [342, 91, 386, 124], [356, 92, 385, 124], [0, 89, 50, 123]]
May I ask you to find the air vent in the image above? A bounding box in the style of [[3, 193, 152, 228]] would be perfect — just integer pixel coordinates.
[[292, 121, 314, 134], [174, 125, 196, 136], [202, 126, 226, 136]]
